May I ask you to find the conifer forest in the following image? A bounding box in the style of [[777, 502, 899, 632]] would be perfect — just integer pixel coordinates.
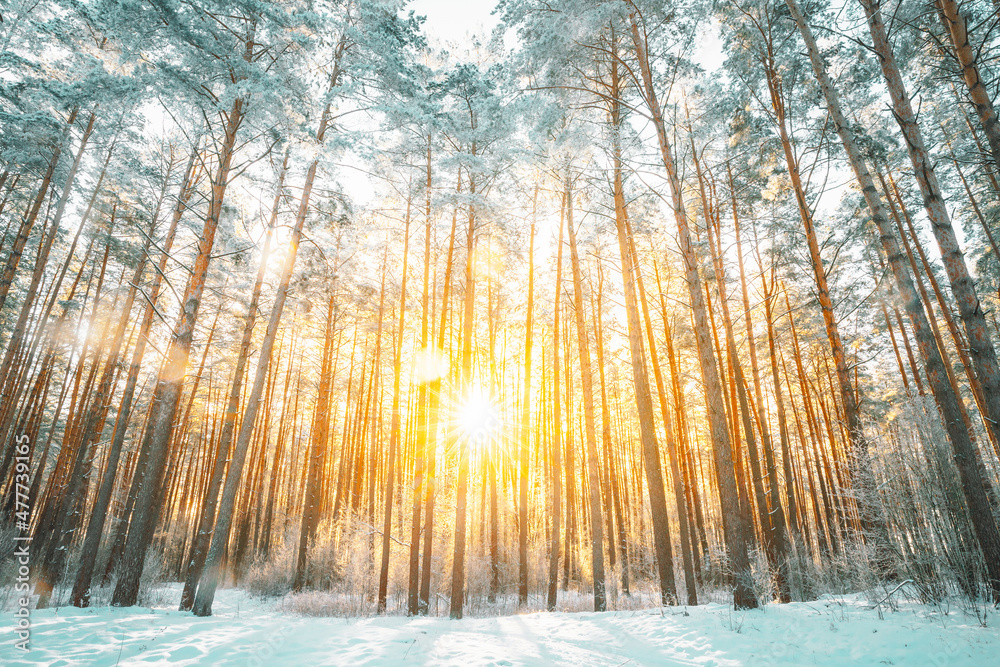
[[2, 0, 1000, 664]]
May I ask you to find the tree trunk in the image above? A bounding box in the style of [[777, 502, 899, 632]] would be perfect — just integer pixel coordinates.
[[0, 108, 77, 314], [408, 136, 433, 616], [610, 25, 679, 605], [592, 261, 630, 594], [788, 0, 1000, 599], [378, 197, 412, 613], [420, 172, 461, 614], [112, 88, 247, 608], [179, 148, 287, 610], [936, 0, 1000, 173], [626, 11, 754, 608], [861, 0, 1000, 459], [448, 164, 476, 618], [564, 173, 606, 611], [517, 185, 537, 607], [629, 229, 697, 605], [546, 192, 565, 612]]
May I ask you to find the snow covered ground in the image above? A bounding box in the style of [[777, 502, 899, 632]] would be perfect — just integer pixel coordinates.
[[2, 584, 997, 666]]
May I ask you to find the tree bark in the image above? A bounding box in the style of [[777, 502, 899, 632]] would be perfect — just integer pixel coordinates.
[[626, 10, 754, 608], [787, 0, 1000, 599], [517, 185, 537, 607], [545, 195, 566, 612], [179, 149, 287, 610], [861, 0, 1000, 458], [936, 0, 1000, 173], [564, 172, 606, 611], [377, 196, 411, 614], [112, 87, 247, 608]]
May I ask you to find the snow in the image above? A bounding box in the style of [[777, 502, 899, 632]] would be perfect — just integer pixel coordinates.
[[3, 585, 997, 666]]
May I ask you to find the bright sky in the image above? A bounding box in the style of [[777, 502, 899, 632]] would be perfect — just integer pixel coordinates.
[[408, 0, 500, 44]]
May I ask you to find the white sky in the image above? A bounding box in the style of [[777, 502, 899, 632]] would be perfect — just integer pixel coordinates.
[[408, 0, 500, 44]]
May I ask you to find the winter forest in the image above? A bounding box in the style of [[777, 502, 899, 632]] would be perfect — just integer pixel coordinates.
[[2, 0, 1000, 664]]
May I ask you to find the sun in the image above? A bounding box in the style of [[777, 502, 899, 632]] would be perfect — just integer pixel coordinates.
[[456, 385, 501, 444]]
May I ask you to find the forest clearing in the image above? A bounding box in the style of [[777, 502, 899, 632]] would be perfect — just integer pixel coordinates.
[[2, 0, 1000, 664]]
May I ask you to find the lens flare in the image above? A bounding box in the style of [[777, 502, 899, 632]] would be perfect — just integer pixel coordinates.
[[456, 386, 501, 444]]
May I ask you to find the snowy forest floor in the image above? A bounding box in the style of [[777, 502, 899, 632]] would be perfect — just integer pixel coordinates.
[[2, 583, 998, 666]]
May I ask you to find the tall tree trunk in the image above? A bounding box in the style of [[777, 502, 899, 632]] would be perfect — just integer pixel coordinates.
[[292, 296, 336, 592], [861, 0, 1000, 458], [610, 25, 679, 605], [936, 0, 1000, 173], [626, 11, 755, 608], [378, 196, 412, 613], [408, 136, 433, 616], [112, 83, 248, 608], [179, 149, 287, 610], [787, 0, 1000, 599], [449, 146, 478, 619], [593, 262, 630, 595], [629, 229, 697, 605], [756, 240, 801, 550], [517, 185, 537, 607], [420, 172, 461, 614], [564, 172, 606, 611], [546, 192, 565, 612]]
